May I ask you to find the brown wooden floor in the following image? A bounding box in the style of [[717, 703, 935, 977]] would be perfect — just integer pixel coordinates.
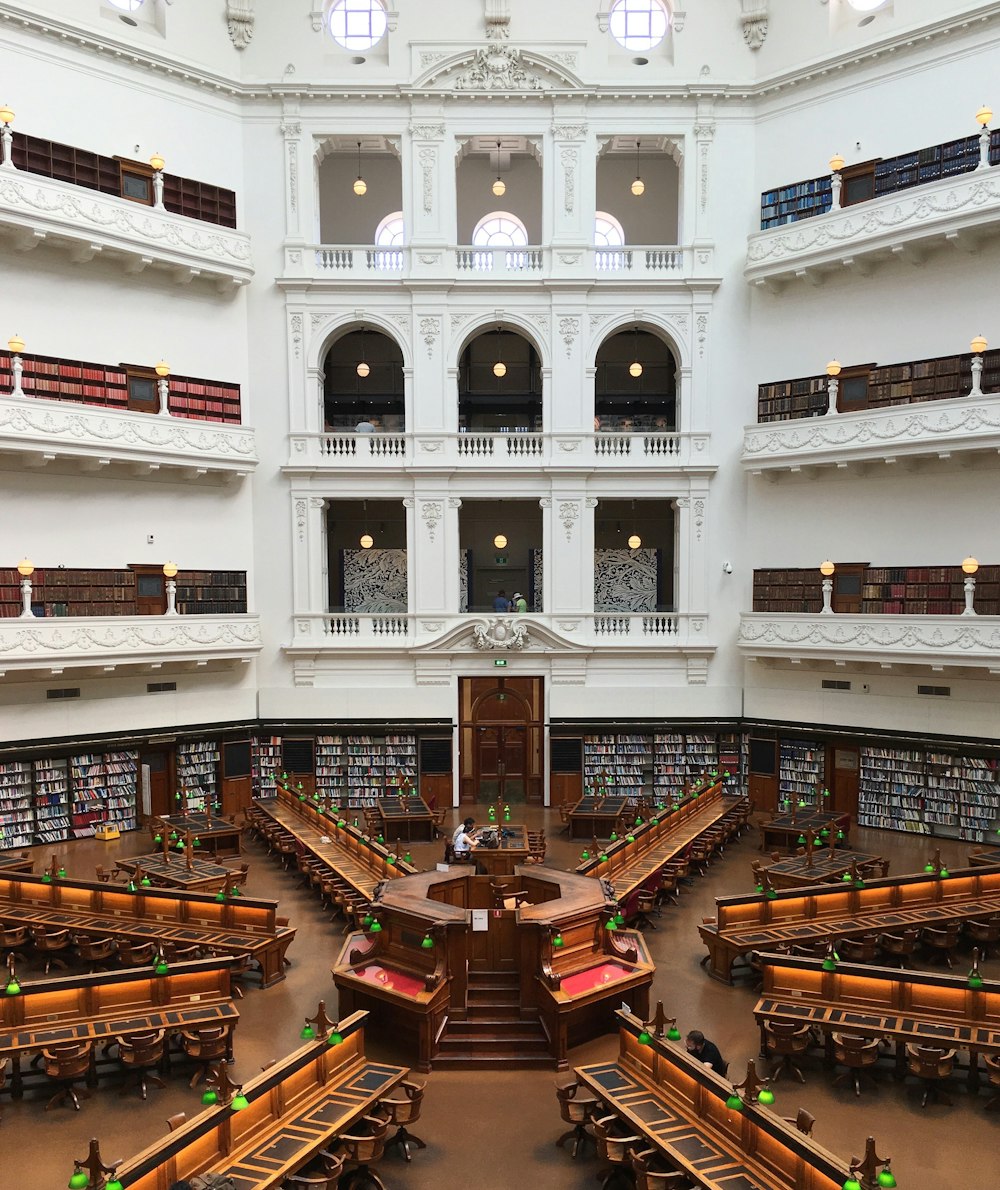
[[5, 807, 999, 1188]]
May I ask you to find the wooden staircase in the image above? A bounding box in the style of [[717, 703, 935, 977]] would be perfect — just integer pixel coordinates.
[[434, 971, 554, 1069]]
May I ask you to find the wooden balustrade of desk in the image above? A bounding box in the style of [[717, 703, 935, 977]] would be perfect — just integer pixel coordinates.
[[574, 1012, 852, 1190], [0, 957, 238, 1097], [699, 862, 1000, 983], [753, 952, 1000, 1088], [0, 872, 294, 987], [112, 1010, 407, 1190]]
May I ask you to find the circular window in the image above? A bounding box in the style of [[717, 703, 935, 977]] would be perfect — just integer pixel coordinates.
[[328, 0, 388, 51], [107, 0, 144, 10], [608, 0, 670, 52]]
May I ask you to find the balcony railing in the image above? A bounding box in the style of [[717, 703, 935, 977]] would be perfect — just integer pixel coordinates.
[[286, 430, 713, 472], [0, 168, 253, 290], [745, 163, 1000, 289], [0, 614, 262, 677], [742, 392, 1000, 475], [288, 611, 711, 653], [739, 611, 1000, 672], [287, 244, 707, 283], [0, 392, 257, 478]]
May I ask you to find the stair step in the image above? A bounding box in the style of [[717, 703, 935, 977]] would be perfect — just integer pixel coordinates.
[[445, 1019, 543, 1036], [437, 1036, 551, 1054], [433, 1053, 556, 1070]]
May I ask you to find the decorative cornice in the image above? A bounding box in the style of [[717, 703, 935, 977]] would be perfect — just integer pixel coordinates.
[[0, 169, 253, 288], [742, 394, 1000, 471], [746, 170, 1000, 286], [0, 395, 257, 475]]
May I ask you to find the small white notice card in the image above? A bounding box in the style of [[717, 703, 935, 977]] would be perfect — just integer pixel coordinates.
[[471, 909, 489, 932]]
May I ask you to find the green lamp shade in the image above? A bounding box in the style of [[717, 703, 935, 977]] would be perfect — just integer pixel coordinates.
[[42, 873, 52, 883], [877, 1168, 897, 1188], [231, 1093, 249, 1111], [69, 1172, 90, 1190], [329, 1031, 343, 1046], [230, 885, 241, 896], [843, 1179, 862, 1190], [673, 802, 680, 810], [5, 979, 20, 995], [797, 834, 806, 845], [404, 852, 412, 864], [755, 883, 764, 893], [338, 819, 346, 828], [822, 958, 837, 971], [300, 1024, 316, 1040], [609, 831, 618, 841], [820, 828, 830, 837], [215, 891, 226, 902], [370, 920, 383, 933], [170, 831, 178, 840], [176, 840, 185, 851], [940, 867, 950, 878], [841, 872, 853, 882], [581, 850, 590, 861], [614, 912, 625, 925], [635, 817, 643, 825], [854, 879, 865, 889], [363, 914, 374, 926], [552, 934, 564, 948], [140, 877, 152, 888], [154, 834, 163, 842], [605, 919, 616, 931], [626, 835, 635, 844], [193, 837, 201, 846], [666, 1026, 681, 1041], [650, 818, 658, 827], [968, 973, 984, 989], [58, 866, 66, 877], [725, 1094, 743, 1111], [765, 889, 777, 900], [127, 882, 137, 893], [924, 862, 936, 873], [757, 1087, 775, 1106], [421, 935, 435, 949], [376, 835, 384, 844], [106, 1181, 124, 1190], [600, 854, 608, 862], [836, 830, 845, 840], [637, 1030, 652, 1045], [201, 1089, 218, 1105], [154, 961, 169, 975]]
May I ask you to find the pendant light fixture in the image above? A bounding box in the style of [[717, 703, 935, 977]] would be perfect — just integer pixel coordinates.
[[628, 500, 641, 549], [492, 139, 506, 197], [493, 326, 507, 378], [629, 325, 643, 378], [360, 500, 373, 549], [631, 139, 645, 196], [493, 534, 508, 550], [353, 141, 367, 196], [356, 327, 370, 378]]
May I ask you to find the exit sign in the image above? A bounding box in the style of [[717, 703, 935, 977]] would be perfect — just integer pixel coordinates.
[[494, 658, 508, 667]]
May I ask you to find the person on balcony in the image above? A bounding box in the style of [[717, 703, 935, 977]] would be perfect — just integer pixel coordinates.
[[493, 590, 511, 613], [512, 592, 528, 613]]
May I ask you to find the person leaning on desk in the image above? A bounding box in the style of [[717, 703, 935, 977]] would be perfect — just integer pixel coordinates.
[[452, 817, 478, 861]]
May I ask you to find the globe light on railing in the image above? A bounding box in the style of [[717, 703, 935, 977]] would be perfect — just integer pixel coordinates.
[[7, 333, 25, 397], [976, 104, 993, 169], [829, 154, 845, 208], [970, 336, 988, 396], [0, 105, 14, 169], [971, 335, 988, 355], [828, 154, 845, 173], [7, 333, 24, 355], [17, 558, 33, 618], [0, 104, 13, 125], [163, 561, 179, 617], [825, 360, 841, 416], [154, 359, 171, 415], [977, 105, 993, 128], [962, 556, 979, 616], [826, 360, 842, 377], [154, 360, 170, 378], [820, 560, 835, 616], [149, 152, 165, 172]]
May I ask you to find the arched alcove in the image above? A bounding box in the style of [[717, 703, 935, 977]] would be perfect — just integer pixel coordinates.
[[594, 327, 677, 432], [323, 327, 405, 431], [458, 327, 542, 433]]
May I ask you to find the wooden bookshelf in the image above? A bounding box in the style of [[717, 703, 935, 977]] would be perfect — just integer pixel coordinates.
[[759, 173, 833, 229], [758, 348, 1000, 422], [176, 740, 221, 812], [753, 564, 1000, 616], [11, 131, 237, 228], [0, 567, 247, 618], [778, 738, 824, 810], [173, 571, 248, 616]]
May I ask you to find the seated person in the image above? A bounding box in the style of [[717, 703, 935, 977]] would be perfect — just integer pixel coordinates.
[[685, 1029, 727, 1076], [451, 817, 477, 862]]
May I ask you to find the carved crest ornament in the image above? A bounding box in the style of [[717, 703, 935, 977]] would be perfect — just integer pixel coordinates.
[[472, 618, 529, 650]]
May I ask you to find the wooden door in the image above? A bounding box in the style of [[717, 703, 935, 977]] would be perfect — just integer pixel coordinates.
[[132, 566, 167, 615], [826, 743, 860, 816], [831, 563, 867, 614], [140, 747, 173, 818], [748, 736, 778, 814], [220, 739, 253, 817], [459, 677, 543, 805]]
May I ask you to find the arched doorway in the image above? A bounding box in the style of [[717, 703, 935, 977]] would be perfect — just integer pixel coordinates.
[[594, 327, 677, 431], [459, 677, 544, 805], [323, 326, 405, 431]]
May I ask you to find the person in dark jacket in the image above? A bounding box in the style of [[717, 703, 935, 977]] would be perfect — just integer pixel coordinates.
[[685, 1029, 727, 1076]]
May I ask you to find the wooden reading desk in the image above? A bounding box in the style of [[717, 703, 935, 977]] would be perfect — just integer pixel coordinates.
[[0, 870, 294, 987], [152, 812, 242, 857], [568, 794, 631, 840], [760, 809, 851, 854], [471, 823, 530, 876], [969, 847, 1000, 868], [112, 1009, 407, 1190], [759, 848, 887, 890], [699, 861, 1000, 982], [376, 793, 435, 842], [0, 853, 33, 874], [116, 851, 242, 891], [574, 1011, 851, 1190], [0, 956, 238, 1097]]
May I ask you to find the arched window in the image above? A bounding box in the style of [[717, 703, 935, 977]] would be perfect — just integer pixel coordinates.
[[107, 0, 144, 9], [472, 212, 529, 248], [608, 0, 670, 51], [328, 0, 388, 51], [374, 212, 404, 246], [594, 212, 626, 247]]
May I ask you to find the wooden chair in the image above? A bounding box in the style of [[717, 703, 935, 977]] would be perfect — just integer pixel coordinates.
[[877, 928, 918, 969], [166, 1112, 187, 1131], [283, 1151, 346, 1190], [0, 924, 32, 959], [115, 1029, 167, 1100], [983, 1053, 1000, 1110], [554, 1080, 601, 1158], [73, 934, 118, 972], [527, 829, 547, 864], [629, 1147, 694, 1188], [95, 864, 122, 883], [32, 926, 72, 974], [41, 1040, 94, 1111], [431, 806, 449, 839], [906, 1043, 956, 1107], [592, 1113, 644, 1190], [335, 1112, 391, 1190], [117, 940, 158, 968], [179, 1025, 230, 1087], [830, 1033, 881, 1096], [837, 933, 880, 965], [557, 802, 572, 834], [377, 1078, 427, 1162], [965, 914, 1000, 960], [763, 1020, 812, 1083], [491, 881, 528, 910], [632, 889, 658, 930], [231, 861, 251, 888], [921, 923, 960, 968], [161, 942, 204, 963], [782, 1108, 815, 1136]]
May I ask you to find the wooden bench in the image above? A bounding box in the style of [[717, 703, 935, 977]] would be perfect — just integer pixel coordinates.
[[111, 1009, 407, 1190], [753, 951, 1000, 1089], [699, 862, 1000, 983], [574, 1011, 856, 1190], [0, 956, 238, 1097], [0, 871, 294, 988]]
